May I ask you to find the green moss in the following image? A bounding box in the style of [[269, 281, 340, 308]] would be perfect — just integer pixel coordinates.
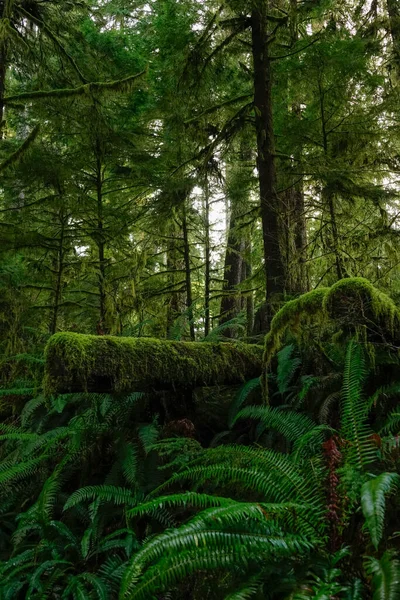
[[324, 277, 400, 333], [44, 333, 264, 395], [264, 287, 329, 366], [264, 277, 400, 366]]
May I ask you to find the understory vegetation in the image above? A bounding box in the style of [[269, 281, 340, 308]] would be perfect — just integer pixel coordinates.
[[1, 0, 400, 598]]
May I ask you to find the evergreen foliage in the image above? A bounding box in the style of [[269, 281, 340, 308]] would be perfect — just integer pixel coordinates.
[[0, 0, 400, 598]]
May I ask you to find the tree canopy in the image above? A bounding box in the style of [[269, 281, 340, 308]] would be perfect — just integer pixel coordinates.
[[1, 0, 400, 598]]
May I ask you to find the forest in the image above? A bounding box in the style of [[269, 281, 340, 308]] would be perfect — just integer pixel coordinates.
[[0, 0, 400, 598]]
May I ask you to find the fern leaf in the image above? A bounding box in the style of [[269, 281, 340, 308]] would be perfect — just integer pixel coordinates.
[[277, 344, 301, 396], [228, 378, 261, 428], [64, 485, 136, 511], [234, 405, 315, 443], [365, 551, 400, 600], [361, 473, 400, 549], [341, 342, 377, 469]]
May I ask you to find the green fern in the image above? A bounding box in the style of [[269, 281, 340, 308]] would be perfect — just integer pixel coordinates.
[[228, 377, 261, 429], [64, 485, 137, 511], [340, 342, 377, 469], [365, 551, 400, 600], [276, 344, 302, 396], [234, 405, 316, 444], [361, 473, 400, 549]]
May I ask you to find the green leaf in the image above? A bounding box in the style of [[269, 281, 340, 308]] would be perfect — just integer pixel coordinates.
[[361, 473, 400, 549]]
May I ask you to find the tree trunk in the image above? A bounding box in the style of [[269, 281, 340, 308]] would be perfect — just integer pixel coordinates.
[[182, 202, 196, 341], [204, 175, 211, 337], [49, 206, 66, 335], [318, 77, 344, 282], [284, 1, 308, 295], [282, 182, 308, 295], [220, 207, 245, 336], [166, 224, 185, 337], [251, 3, 286, 331], [0, 1, 8, 137], [243, 238, 254, 336], [95, 145, 108, 334]]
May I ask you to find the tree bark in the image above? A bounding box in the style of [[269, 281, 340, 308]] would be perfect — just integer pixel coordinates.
[[0, 1, 8, 137], [251, 3, 286, 331], [203, 175, 211, 337], [220, 208, 245, 336], [182, 201, 196, 341], [95, 141, 108, 334], [166, 223, 185, 337], [318, 77, 345, 282], [49, 205, 67, 335]]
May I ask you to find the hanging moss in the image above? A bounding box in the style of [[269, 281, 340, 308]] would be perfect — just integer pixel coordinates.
[[44, 333, 264, 395], [264, 277, 400, 367]]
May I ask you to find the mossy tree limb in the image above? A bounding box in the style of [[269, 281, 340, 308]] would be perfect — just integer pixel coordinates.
[[44, 333, 263, 395]]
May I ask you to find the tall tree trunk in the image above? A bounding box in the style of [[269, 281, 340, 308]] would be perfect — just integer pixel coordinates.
[[95, 145, 108, 335], [220, 225, 245, 337], [49, 206, 66, 335], [318, 78, 344, 282], [282, 180, 308, 295], [284, 0, 308, 295], [220, 187, 246, 337], [203, 175, 211, 337], [0, 1, 8, 137], [182, 201, 195, 341], [243, 237, 254, 336], [251, 3, 286, 332], [387, 0, 400, 77], [166, 224, 185, 337]]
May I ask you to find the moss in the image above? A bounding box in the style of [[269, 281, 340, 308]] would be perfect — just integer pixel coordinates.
[[264, 277, 400, 366], [262, 278, 400, 402], [44, 333, 264, 396], [324, 277, 400, 334], [264, 287, 329, 366]]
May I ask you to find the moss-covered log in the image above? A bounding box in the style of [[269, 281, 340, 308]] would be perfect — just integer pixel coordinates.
[[44, 333, 264, 395], [264, 277, 400, 364]]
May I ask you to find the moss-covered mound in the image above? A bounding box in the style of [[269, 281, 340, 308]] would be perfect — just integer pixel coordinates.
[[264, 277, 400, 364], [44, 333, 264, 395]]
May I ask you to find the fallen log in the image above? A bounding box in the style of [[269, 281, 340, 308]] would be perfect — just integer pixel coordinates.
[[44, 332, 263, 395]]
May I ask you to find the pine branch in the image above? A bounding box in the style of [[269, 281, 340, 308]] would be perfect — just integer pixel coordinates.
[[0, 125, 40, 173], [4, 71, 146, 105]]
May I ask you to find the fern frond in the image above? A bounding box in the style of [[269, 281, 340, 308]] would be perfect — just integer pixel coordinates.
[[381, 412, 400, 435], [157, 445, 324, 510], [138, 420, 159, 454], [127, 491, 234, 519], [277, 344, 302, 396], [79, 572, 109, 599], [234, 405, 316, 444], [122, 532, 312, 600], [224, 575, 262, 599], [228, 377, 261, 428], [361, 473, 400, 549], [64, 485, 137, 511], [365, 551, 400, 600], [20, 394, 46, 426], [0, 453, 48, 486], [341, 342, 377, 469]]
